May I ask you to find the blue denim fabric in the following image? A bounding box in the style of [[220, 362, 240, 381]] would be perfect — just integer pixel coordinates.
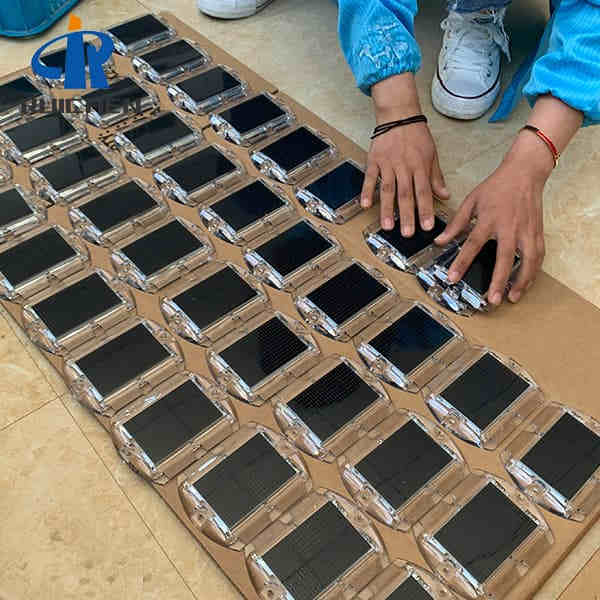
[[338, 0, 600, 125]]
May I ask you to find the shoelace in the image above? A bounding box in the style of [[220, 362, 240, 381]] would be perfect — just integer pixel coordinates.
[[441, 9, 510, 75]]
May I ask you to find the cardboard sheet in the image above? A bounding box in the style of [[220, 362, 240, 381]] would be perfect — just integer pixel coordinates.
[[1, 12, 599, 599]]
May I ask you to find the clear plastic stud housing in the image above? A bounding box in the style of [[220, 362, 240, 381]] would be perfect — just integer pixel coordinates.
[[272, 355, 392, 462], [110, 217, 214, 292], [423, 346, 544, 451], [160, 261, 269, 346], [245, 488, 388, 600], [105, 13, 176, 56], [29, 142, 124, 205], [0, 184, 48, 246], [207, 311, 321, 406], [250, 125, 338, 185], [364, 205, 458, 273], [296, 160, 366, 225], [0, 111, 87, 165], [111, 372, 238, 484], [209, 92, 295, 147], [243, 217, 343, 292], [0, 224, 90, 303], [0, 74, 48, 128], [354, 301, 469, 393], [502, 403, 600, 522], [64, 318, 185, 416], [22, 268, 135, 356], [360, 559, 462, 600], [414, 471, 553, 600], [167, 65, 248, 115], [293, 259, 397, 342], [339, 410, 468, 531], [178, 424, 312, 549], [132, 38, 211, 83]]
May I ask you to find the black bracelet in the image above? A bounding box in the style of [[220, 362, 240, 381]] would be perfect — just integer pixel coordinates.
[[371, 114, 428, 139]]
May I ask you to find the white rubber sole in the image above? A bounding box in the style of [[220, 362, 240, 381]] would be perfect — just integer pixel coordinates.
[[197, 0, 273, 19], [431, 71, 501, 120]]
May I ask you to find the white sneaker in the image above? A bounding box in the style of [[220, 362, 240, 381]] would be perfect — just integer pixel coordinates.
[[197, 0, 275, 19], [432, 9, 510, 120]]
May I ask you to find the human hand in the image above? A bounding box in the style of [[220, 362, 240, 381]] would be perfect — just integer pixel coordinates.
[[435, 132, 553, 304], [361, 74, 450, 235]]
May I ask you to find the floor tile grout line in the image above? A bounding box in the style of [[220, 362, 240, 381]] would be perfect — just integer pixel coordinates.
[[0, 395, 57, 432], [57, 392, 201, 600]]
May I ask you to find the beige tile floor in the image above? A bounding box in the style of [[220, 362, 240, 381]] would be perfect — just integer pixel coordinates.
[[0, 1, 599, 598]]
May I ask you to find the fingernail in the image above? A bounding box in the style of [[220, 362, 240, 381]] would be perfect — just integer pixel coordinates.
[[448, 270, 459, 283], [401, 226, 411, 237], [423, 217, 434, 231], [490, 292, 502, 305], [510, 291, 522, 303], [434, 234, 444, 243], [361, 197, 369, 208], [383, 218, 393, 230]]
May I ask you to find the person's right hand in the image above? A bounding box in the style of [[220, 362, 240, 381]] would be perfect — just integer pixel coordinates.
[[361, 74, 449, 235]]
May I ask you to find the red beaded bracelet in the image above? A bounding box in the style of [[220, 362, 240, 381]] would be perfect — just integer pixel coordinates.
[[521, 124, 560, 169]]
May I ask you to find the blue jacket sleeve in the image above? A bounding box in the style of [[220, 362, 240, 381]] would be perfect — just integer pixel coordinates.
[[523, 0, 600, 126], [337, 0, 422, 95]]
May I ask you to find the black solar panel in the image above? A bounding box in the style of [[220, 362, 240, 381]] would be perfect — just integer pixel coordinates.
[[217, 94, 286, 134], [123, 113, 193, 154], [172, 266, 257, 331], [262, 502, 371, 600], [162, 147, 236, 193], [0, 228, 75, 286], [255, 221, 333, 278], [109, 14, 169, 46], [75, 324, 170, 396], [459, 240, 517, 295], [123, 380, 223, 465], [5, 112, 75, 152], [522, 413, 600, 501], [177, 67, 240, 103], [219, 317, 308, 388], [369, 307, 454, 374], [355, 419, 452, 509], [306, 263, 388, 325], [259, 127, 330, 173], [37, 146, 112, 192], [376, 216, 446, 259], [121, 221, 203, 277], [142, 40, 204, 75], [0, 188, 33, 227], [32, 273, 122, 339], [287, 362, 379, 442], [434, 483, 537, 584], [388, 576, 434, 600], [210, 181, 285, 232], [79, 181, 158, 233], [0, 76, 41, 113], [440, 353, 530, 431], [304, 162, 364, 210], [192, 433, 296, 528], [83, 77, 149, 117]]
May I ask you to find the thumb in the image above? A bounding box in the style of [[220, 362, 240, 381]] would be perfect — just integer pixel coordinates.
[[431, 153, 450, 200]]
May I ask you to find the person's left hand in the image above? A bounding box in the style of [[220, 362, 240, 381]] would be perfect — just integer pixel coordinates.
[[434, 132, 554, 305]]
